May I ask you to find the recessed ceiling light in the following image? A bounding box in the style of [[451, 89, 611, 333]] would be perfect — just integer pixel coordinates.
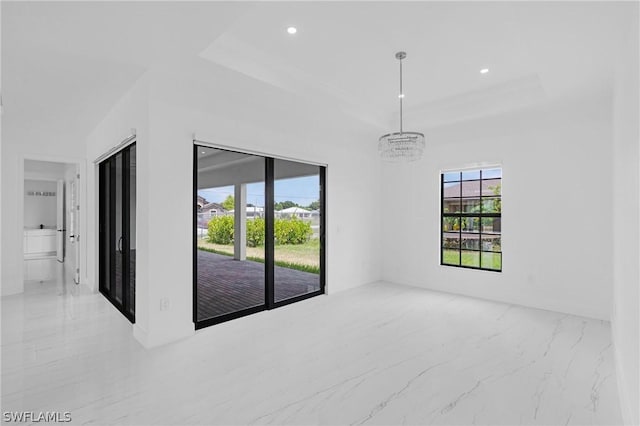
[[287, 26, 297, 35], [201, 151, 206, 154], [480, 68, 490, 74]]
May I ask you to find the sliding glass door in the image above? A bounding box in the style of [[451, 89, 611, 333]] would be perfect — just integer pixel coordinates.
[[194, 145, 326, 329], [194, 146, 266, 324], [273, 159, 323, 304], [99, 143, 136, 322]]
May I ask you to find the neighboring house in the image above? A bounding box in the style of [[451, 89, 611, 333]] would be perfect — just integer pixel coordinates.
[[202, 202, 226, 217], [442, 180, 501, 214], [442, 180, 502, 242], [228, 206, 264, 218], [197, 201, 227, 229], [196, 195, 207, 210], [277, 206, 312, 219]]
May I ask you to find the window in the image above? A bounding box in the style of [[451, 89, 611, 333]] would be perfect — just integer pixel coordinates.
[[441, 168, 502, 271], [194, 145, 326, 329]]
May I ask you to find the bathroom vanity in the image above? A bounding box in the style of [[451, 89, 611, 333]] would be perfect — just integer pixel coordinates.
[[23, 227, 57, 258]]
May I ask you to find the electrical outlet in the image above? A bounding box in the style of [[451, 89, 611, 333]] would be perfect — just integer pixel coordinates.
[[160, 298, 170, 311]]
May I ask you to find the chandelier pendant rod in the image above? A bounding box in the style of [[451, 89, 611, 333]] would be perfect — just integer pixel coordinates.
[[399, 57, 403, 133], [378, 51, 424, 162]]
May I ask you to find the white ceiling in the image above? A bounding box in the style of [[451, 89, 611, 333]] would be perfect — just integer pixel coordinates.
[[2, 1, 631, 146], [1, 1, 250, 145]]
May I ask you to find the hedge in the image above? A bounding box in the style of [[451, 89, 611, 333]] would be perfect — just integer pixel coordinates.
[[246, 218, 265, 247], [206, 216, 312, 246], [274, 216, 312, 245], [207, 215, 234, 245]]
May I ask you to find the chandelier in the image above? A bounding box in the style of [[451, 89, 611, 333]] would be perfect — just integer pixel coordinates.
[[378, 51, 425, 162]]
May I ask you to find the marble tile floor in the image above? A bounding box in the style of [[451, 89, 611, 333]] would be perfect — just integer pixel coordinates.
[[1, 269, 622, 425]]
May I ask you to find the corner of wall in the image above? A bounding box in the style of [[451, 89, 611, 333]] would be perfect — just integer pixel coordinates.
[[611, 318, 635, 426], [611, 4, 640, 425], [133, 322, 195, 349]]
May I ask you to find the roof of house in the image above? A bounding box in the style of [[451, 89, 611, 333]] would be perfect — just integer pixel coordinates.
[[443, 180, 501, 198], [228, 207, 264, 213], [278, 206, 311, 213], [202, 202, 226, 211]]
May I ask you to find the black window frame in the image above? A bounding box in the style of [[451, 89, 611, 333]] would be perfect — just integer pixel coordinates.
[[98, 142, 137, 323], [440, 168, 502, 272], [192, 144, 327, 329]]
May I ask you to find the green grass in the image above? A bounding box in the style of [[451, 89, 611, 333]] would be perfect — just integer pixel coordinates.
[[197, 245, 320, 274], [442, 249, 501, 270]]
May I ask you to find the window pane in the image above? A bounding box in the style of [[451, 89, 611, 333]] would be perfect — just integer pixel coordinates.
[[442, 233, 460, 249], [442, 249, 460, 266], [481, 197, 501, 213], [443, 172, 460, 182], [441, 167, 502, 272], [462, 198, 481, 213], [442, 217, 460, 232], [443, 198, 461, 213], [461, 181, 481, 197], [100, 162, 110, 293], [482, 236, 501, 252], [128, 145, 136, 317], [196, 146, 265, 322], [482, 179, 502, 196], [443, 182, 461, 198], [481, 217, 501, 233], [461, 170, 480, 180], [461, 250, 480, 267], [482, 168, 502, 179], [481, 252, 502, 270], [114, 153, 123, 304], [461, 235, 480, 250], [274, 159, 321, 303], [461, 217, 480, 232]]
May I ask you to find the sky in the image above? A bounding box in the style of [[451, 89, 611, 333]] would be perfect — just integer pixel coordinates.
[[198, 175, 319, 207], [443, 168, 502, 182]]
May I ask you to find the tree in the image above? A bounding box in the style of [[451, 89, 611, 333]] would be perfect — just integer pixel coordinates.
[[274, 200, 298, 211], [306, 200, 320, 211], [491, 184, 502, 213], [222, 195, 234, 211]]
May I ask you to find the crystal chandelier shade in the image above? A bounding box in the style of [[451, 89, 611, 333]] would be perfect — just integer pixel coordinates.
[[378, 52, 425, 162]]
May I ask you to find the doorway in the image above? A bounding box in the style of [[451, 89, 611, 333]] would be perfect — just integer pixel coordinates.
[[98, 143, 137, 323], [23, 159, 81, 285], [194, 144, 326, 329]]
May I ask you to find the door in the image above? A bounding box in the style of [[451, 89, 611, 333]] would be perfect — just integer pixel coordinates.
[[194, 146, 266, 326], [99, 143, 136, 322], [56, 179, 65, 262], [193, 145, 326, 329], [68, 177, 80, 284]]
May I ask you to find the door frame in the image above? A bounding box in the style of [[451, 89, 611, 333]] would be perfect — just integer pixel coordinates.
[[56, 179, 65, 263], [192, 143, 327, 329], [19, 154, 86, 292], [98, 143, 136, 323]]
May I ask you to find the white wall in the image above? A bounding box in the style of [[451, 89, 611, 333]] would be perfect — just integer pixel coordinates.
[[23, 180, 57, 229], [145, 61, 381, 346], [83, 60, 382, 347], [85, 74, 150, 339], [611, 6, 639, 425], [381, 93, 614, 320]]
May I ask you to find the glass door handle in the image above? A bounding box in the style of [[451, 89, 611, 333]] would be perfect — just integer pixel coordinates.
[[118, 236, 123, 254]]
